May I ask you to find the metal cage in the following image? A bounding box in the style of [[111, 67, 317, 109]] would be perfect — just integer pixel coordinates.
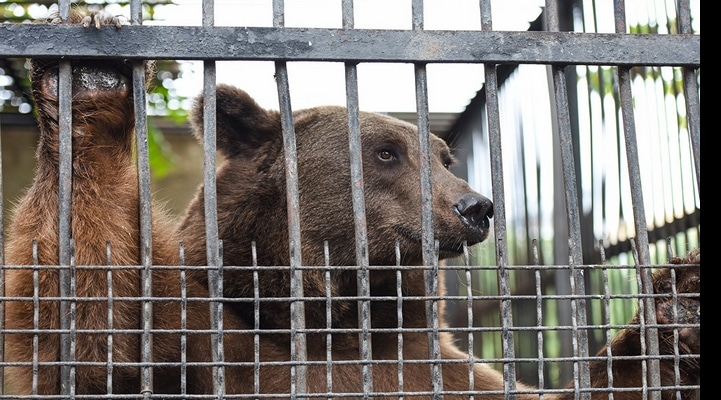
[[0, 0, 700, 399]]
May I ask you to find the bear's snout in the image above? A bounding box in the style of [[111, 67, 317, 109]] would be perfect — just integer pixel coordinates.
[[453, 193, 494, 231]]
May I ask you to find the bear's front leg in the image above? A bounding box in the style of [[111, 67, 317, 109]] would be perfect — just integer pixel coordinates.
[[3, 9, 160, 396]]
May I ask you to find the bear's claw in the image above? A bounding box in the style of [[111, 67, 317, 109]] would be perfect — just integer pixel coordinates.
[[81, 12, 124, 29]]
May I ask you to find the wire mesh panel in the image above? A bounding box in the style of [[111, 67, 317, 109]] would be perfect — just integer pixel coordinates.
[[0, 0, 700, 399]]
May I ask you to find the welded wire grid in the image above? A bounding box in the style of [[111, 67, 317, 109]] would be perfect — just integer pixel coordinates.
[[0, 0, 700, 399]]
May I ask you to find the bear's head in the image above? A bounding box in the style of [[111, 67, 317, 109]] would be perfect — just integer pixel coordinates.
[[179, 84, 494, 329]]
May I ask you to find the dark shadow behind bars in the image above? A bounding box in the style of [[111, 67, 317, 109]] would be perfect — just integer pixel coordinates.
[[0, 0, 700, 399]]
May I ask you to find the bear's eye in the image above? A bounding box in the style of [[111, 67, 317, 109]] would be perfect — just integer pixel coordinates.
[[378, 149, 396, 161]]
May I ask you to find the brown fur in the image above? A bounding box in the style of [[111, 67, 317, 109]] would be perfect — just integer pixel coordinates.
[[177, 84, 541, 399], [570, 250, 700, 400], [3, 11, 254, 396]]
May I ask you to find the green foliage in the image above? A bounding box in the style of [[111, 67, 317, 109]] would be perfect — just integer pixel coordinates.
[[146, 122, 177, 179]]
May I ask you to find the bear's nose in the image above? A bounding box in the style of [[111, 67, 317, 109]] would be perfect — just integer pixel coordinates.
[[453, 193, 494, 229]]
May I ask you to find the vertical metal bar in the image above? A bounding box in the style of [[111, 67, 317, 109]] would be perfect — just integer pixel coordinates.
[[411, 2, 442, 396], [201, 0, 225, 396], [68, 240, 77, 395], [395, 241, 405, 398], [56, 1, 74, 394], [676, 0, 700, 193], [665, 238, 674, 261], [668, 266, 684, 395], [531, 240, 544, 394], [252, 242, 261, 396], [276, 59, 307, 398], [544, 1, 591, 397], [346, 59, 373, 400], [273, 2, 307, 395], [272, 0, 285, 28], [217, 240, 225, 391], [565, 245, 584, 397], [134, 69, 154, 397], [664, 241, 685, 395], [463, 243, 475, 398], [341, 0, 354, 30], [32, 240, 39, 395], [342, 2, 373, 396], [630, 240, 651, 400], [323, 241, 333, 398], [479, 1, 519, 398], [599, 243, 616, 395], [129, 1, 154, 396], [106, 242, 114, 394], [612, 2, 660, 399], [179, 242, 188, 395]]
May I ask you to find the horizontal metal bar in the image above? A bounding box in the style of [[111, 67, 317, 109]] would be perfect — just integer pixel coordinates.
[[0, 322, 700, 335], [0, 353, 698, 365], [0, 293, 697, 303], [0, 262, 694, 271], [0, 25, 700, 66]]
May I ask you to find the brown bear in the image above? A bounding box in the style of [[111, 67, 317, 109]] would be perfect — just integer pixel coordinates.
[[178, 85, 701, 399], [177, 84, 540, 398], [2, 11, 254, 396], [578, 249, 700, 400]]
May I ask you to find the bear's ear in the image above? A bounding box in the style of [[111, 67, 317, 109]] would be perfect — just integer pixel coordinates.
[[189, 84, 281, 159]]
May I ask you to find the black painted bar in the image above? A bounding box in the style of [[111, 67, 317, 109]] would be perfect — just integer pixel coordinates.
[[0, 25, 700, 66]]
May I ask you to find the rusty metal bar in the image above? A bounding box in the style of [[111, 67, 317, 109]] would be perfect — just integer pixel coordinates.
[[200, 0, 226, 396], [415, 61, 443, 398], [0, 25, 699, 67], [179, 242, 188, 395], [56, 0, 75, 395], [411, 2, 443, 397], [544, 1, 591, 398], [273, 2, 307, 397], [463, 244, 476, 396], [599, 244, 617, 395], [479, 1, 521, 398], [613, 1, 659, 399], [324, 241, 334, 395], [345, 56, 374, 400], [105, 242, 114, 393], [532, 241, 545, 393], [32, 240, 39, 395], [276, 58, 307, 399], [394, 241, 405, 395], [677, 0, 700, 194], [252, 241, 261, 396], [342, 0, 373, 396], [129, 0, 154, 397]]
